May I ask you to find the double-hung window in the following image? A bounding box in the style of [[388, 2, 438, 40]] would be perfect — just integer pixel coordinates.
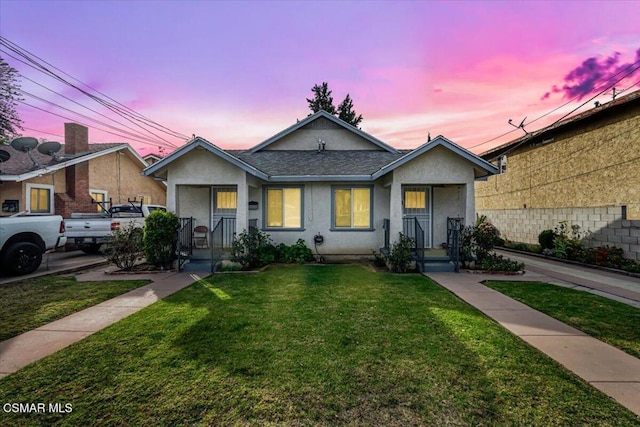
[[27, 184, 54, 214], [90, 189, 108, 212], [332, 186, 373, 230], [264, 186, 303, 229]]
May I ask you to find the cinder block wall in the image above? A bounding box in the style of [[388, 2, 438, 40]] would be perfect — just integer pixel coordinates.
[[479, 206, 640, 260]]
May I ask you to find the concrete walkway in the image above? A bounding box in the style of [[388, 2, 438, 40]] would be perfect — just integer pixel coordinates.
[[0, 268, 208, 379], [427, 269, 640, 416]]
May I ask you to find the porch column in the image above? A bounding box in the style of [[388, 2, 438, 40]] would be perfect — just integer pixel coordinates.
[[389, 181, 403, 244]]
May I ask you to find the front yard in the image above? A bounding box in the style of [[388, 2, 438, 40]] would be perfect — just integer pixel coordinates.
[[0, 276, 150, 341], [1, 265, 637, 425]]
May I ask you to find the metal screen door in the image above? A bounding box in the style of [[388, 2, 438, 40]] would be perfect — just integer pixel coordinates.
[[402, 186, 432, 248]]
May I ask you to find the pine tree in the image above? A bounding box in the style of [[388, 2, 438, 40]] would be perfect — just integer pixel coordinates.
[[0, 56, 23, 143], [337, 94, 363, 128], [306, 82, 337, 115]]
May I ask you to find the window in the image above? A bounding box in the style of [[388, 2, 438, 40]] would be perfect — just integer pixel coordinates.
[[90, 189, 108, 212], [264, 187, 302, 229], [332, 186, 372, 230], [216, 191, 237, 210], [404, 190, 426, 209], [26, 184, 54, 214]]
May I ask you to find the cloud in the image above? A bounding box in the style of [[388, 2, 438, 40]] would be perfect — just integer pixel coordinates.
[[542, 48, 640, 100]]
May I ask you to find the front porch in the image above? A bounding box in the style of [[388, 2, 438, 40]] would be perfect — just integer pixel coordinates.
[[382, 217, 464, 272]]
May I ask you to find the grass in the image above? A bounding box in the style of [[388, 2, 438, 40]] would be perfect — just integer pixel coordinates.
[[0, 275, 150, 341], [485, 281, 640, 359], [1, 265, 637, 426]]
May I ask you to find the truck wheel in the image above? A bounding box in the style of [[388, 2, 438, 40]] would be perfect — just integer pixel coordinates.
[[1, 242, 43, 276], [81, 244, 102, 255]]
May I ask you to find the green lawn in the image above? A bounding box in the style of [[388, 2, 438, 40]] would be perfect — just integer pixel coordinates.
[[1, 265, 637, 426], [0, 275, 150, 341], [485, 281, 640, 359]]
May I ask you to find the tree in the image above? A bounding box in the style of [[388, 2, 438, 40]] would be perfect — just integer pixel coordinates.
[[306, 81, 364, 127], [306, 82, 336, 115], [337, 94, 363, 127], [0, 56, 23, 143]]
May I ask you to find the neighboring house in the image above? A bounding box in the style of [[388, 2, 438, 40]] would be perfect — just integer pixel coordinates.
[[143, 153, 163, 166], [0, 123, 166, 218], [476, 90, 640, 260], [144, 111, 497, 270]]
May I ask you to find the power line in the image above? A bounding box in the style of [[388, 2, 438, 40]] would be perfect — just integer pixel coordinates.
[[0, 37, 189, 146], [467, 56, 640, 152], [20, 89, 179, 148], [19, 100, 181, 148]]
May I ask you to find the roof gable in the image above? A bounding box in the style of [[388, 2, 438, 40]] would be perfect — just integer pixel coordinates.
[[143, 137, 268, 180], [249, 110, 399, 153], [0, 143, 146, 182], [372, 135, 498, 179]]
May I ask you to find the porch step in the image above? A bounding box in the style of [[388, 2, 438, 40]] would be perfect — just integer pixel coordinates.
[[180, 259, 216, 272], [420, 261, 456, 273]]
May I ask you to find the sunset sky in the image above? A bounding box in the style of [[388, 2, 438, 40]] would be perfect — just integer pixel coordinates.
[[1, 0, 639, 156]]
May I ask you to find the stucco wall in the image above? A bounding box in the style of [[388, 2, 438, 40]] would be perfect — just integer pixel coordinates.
[[89, 152, 166, 206], [265, 128, 382, 151], [476, 103, 640, 218], [478, 206, 640, 261]]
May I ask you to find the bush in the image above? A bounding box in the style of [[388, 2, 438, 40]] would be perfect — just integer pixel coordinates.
[[276, 239, 314, 264], [552, 221, 588, 260], [538, 229, 557, 250], [231, 229, 276, 269], [386, 233, 415, 273], [104, 222, 143, 271], [459, 215, 501, 266], [476, 253, 524, 272], [143, 211, 180, 269]]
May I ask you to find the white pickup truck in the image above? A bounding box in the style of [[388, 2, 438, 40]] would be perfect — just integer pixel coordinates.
[[65, 204, 166, 254], [0, 215, 67, 276]]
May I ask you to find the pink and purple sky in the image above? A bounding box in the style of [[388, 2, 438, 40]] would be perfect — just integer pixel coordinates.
[[1, 0, 639, 156]]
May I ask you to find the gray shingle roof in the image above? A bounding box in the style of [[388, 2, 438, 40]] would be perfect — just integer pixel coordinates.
[[0, 143, 123, 175], [228, 150, 404, 176]]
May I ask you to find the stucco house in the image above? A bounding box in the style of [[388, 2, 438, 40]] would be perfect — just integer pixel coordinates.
[[144, 111, 498, 271], [476, 90, 640, 260], [0, 123, 166, 219]]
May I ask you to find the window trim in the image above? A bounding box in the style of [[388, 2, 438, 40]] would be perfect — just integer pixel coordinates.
[[262, 185, 305, 231], [89, 189, 108, 212], [330, 185, 375, 231], [26, 183, 54, 214]]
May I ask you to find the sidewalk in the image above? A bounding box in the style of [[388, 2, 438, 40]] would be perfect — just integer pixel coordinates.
[[427, 270, 640, 416], [0, 268, 208, 379]]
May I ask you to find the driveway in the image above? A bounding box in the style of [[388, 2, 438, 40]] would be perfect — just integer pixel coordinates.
[[495, 249, 640, 306], [0, 250, 108, 285]]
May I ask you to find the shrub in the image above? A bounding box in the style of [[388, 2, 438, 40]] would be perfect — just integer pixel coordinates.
[[386, 233, 415, 273], [104, 222, 143, 271], [476, 253, 524, 272], [474, 215, 501, 261], [143, 210, 181, 269], [231, 229, 276, 269], [552, 221, 588, 260], [538, 229, 557, 250], [276, 239, 314, 264]]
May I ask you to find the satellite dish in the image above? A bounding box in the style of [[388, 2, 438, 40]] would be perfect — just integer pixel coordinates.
[[0, 149, 10, 162], [38, 141, 62, 156], [10, 137, 39, 152]]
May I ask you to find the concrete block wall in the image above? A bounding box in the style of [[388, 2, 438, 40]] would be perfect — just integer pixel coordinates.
[[478, 206, 640, 260]]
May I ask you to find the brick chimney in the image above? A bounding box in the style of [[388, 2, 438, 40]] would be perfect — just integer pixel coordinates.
[[55, 123, 94, 217]]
